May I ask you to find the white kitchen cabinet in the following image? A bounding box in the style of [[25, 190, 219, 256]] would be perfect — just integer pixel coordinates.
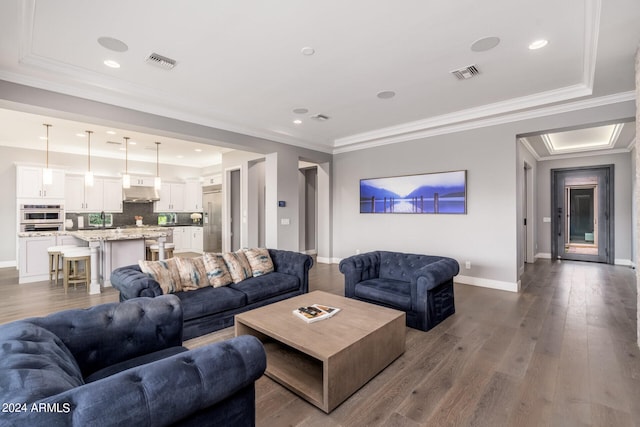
[[16, 166, 65, 199], [56, 235, 85, 247], [184, 180, 203, 211], [155, 183, 185, 212], [18, 235, 56, 284], [131, 176, 155, 187], [65, 176, 123, 213], [102, 178, 123, 212], [202, 174, 222, 186], [171, 227, 187, 252], [191, 227, 204, 253]]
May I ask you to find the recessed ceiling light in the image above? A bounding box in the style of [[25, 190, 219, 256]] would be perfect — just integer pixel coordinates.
[[470, 36, 500, 52], [104, 59, 121, 68], [177, 155, 184, 159], [97, 36, 128, 52], [293, 119, 302, 125], [76, 133, 85, 137], [194, 148, 202, 152], [377, 90, 396, 100], [528, 39, 549, 50], [129, 141, 136, 145], [301, 46, 315, 56], [292, 108, 309, 114], [39, 136, 47, 140], [106, 130, 116, 135]]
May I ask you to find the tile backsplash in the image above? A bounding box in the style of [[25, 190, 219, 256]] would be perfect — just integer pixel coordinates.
[[65, 202, 200, 229]]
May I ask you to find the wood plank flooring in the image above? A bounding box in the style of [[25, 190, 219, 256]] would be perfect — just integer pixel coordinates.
[[0, 260, 638, 426]]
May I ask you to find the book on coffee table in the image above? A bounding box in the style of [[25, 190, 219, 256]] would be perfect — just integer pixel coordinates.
[[293, 304, 340, 323]]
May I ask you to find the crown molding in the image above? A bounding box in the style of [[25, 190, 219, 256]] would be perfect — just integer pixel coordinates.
[[519, 138, 541, 161], [333, 91, 635, 154]]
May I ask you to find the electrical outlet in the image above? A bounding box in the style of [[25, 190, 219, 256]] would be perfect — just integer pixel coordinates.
[[465, 261, 471, 269]]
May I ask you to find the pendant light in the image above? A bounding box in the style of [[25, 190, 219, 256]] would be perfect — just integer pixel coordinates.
[[122, 136, 131, 189], [154, 141, 161, 190], [42, 123, 53, 185], [85, 130, 94, 186]]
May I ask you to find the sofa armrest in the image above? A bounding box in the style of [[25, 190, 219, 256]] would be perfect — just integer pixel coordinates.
[[339, 252, 381, 297], [9, 335, 266, 427], [413, 257, 460, 292], [268, 249, 313, 293], [111, 265, 164, 300], [29, 295, 183, 378]]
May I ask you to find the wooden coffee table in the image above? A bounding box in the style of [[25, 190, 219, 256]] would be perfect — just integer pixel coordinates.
[[235, 290, 405, 413]]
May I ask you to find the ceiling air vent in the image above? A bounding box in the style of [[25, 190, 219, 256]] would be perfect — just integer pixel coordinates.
[[146, 52, 177, 70], [450, 65, 479, 80], [311, 114, 330, 122]]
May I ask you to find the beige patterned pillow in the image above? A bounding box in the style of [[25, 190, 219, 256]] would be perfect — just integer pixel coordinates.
[[222, 250, 253, 283], [203, 253, 233, 288], [138, 258, 182, 294], [243, 248, 274, 277], [175, 256, 210, 291]]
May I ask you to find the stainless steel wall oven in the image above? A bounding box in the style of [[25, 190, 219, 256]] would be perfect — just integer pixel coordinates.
[[20, 204, 64, 232]]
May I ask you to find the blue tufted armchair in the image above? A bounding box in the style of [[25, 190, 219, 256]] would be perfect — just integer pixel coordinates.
[[339, 251, 459, 331], [0, 295, 266, 427]]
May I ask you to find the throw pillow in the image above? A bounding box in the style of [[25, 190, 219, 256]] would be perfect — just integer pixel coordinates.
[[222, 250, 253, 283], [202, 253, 233, 287], [138, 258, 182, 294], [243, 248, 274, 277], [175, 256, 210, 291]]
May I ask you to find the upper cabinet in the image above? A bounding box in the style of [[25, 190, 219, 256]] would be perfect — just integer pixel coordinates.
[[130, 176, 155, 187], [16, 166, 65, 199], [65, 175, 123, 212], [202, 174, 222, 186], [184, 180, 203, 211], [155, 182, 185, 212]]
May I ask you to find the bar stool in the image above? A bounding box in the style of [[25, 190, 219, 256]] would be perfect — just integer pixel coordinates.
[[61, 247, 92, 294], [145, 239, 157, 261], [149, 243, 175, 260], [47, 245, 81, 285]]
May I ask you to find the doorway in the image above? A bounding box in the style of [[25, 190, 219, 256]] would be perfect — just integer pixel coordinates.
[[551, 165, 614, 263]]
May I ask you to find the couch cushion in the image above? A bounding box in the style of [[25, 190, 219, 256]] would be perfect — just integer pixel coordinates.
[[243, 248, 274, 277], [355, 278, 412, 311], [85, 346, 188, 383], [174, 286, 247, 321], [228, 272, 299, 304], [175, 256, 210, 291], [223, 250, 253, 283], [0, 321, 84, 403], [139, 258, 182, 293], [203, 252, 233, 287]]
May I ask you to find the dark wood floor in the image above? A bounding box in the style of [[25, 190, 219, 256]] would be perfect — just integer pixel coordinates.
[[1, 260, 638, 426]]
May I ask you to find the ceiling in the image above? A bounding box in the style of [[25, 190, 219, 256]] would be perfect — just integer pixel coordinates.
[[0, 0, 638, 159]]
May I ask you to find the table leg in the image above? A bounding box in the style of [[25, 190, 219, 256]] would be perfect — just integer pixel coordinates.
[[89, 241, 101, 294]]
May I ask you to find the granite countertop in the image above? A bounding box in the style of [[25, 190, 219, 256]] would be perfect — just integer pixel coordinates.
[[17, 231, 71, 238], [69, 227, 171, 242]]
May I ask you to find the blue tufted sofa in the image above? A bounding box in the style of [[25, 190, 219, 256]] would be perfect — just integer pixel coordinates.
[[339, 251, 459, 331], [0, 295, 266, 427], [111, 249, 313, 340]]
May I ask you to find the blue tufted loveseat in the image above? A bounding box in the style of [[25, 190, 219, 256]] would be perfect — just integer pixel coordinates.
[[339, 251, 459, 331], [0, 295, 266, 427], [111, 249, 313, 340]]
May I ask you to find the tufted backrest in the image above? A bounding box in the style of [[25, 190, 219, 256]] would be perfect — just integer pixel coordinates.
[[27, 295, 183, 378], [378, 251, 443, 282], [0, 321, 85, 404]]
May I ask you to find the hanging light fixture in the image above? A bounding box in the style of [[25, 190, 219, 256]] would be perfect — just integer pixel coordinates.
[[154, 141, 162, 190], [42, 123, 53, 185], [122, 136, 131, 189], [85, 130, 94, 186]]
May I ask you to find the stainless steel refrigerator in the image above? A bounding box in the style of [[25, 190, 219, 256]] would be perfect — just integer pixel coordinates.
[[202, 185, 222, 253]]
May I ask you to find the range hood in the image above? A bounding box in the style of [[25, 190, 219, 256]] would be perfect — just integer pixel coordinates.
[[123, 186, 160, 202]]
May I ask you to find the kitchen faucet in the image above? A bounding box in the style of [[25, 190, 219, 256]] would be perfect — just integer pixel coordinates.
[[100, 211, 106, 229]]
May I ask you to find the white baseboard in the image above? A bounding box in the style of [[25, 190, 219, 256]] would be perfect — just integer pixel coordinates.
[[316, 257, 341, 264], [615, 259, 634, 267], [455, 274, 520, 293], [0, 260, 17, 268], [535, 252, 552, 259]]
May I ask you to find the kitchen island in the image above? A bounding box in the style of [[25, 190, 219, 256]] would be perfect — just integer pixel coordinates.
[[68, 227, 171, 294]]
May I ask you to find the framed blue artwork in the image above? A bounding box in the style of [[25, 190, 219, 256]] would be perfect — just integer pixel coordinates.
[[360, 170, 467, 214]]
